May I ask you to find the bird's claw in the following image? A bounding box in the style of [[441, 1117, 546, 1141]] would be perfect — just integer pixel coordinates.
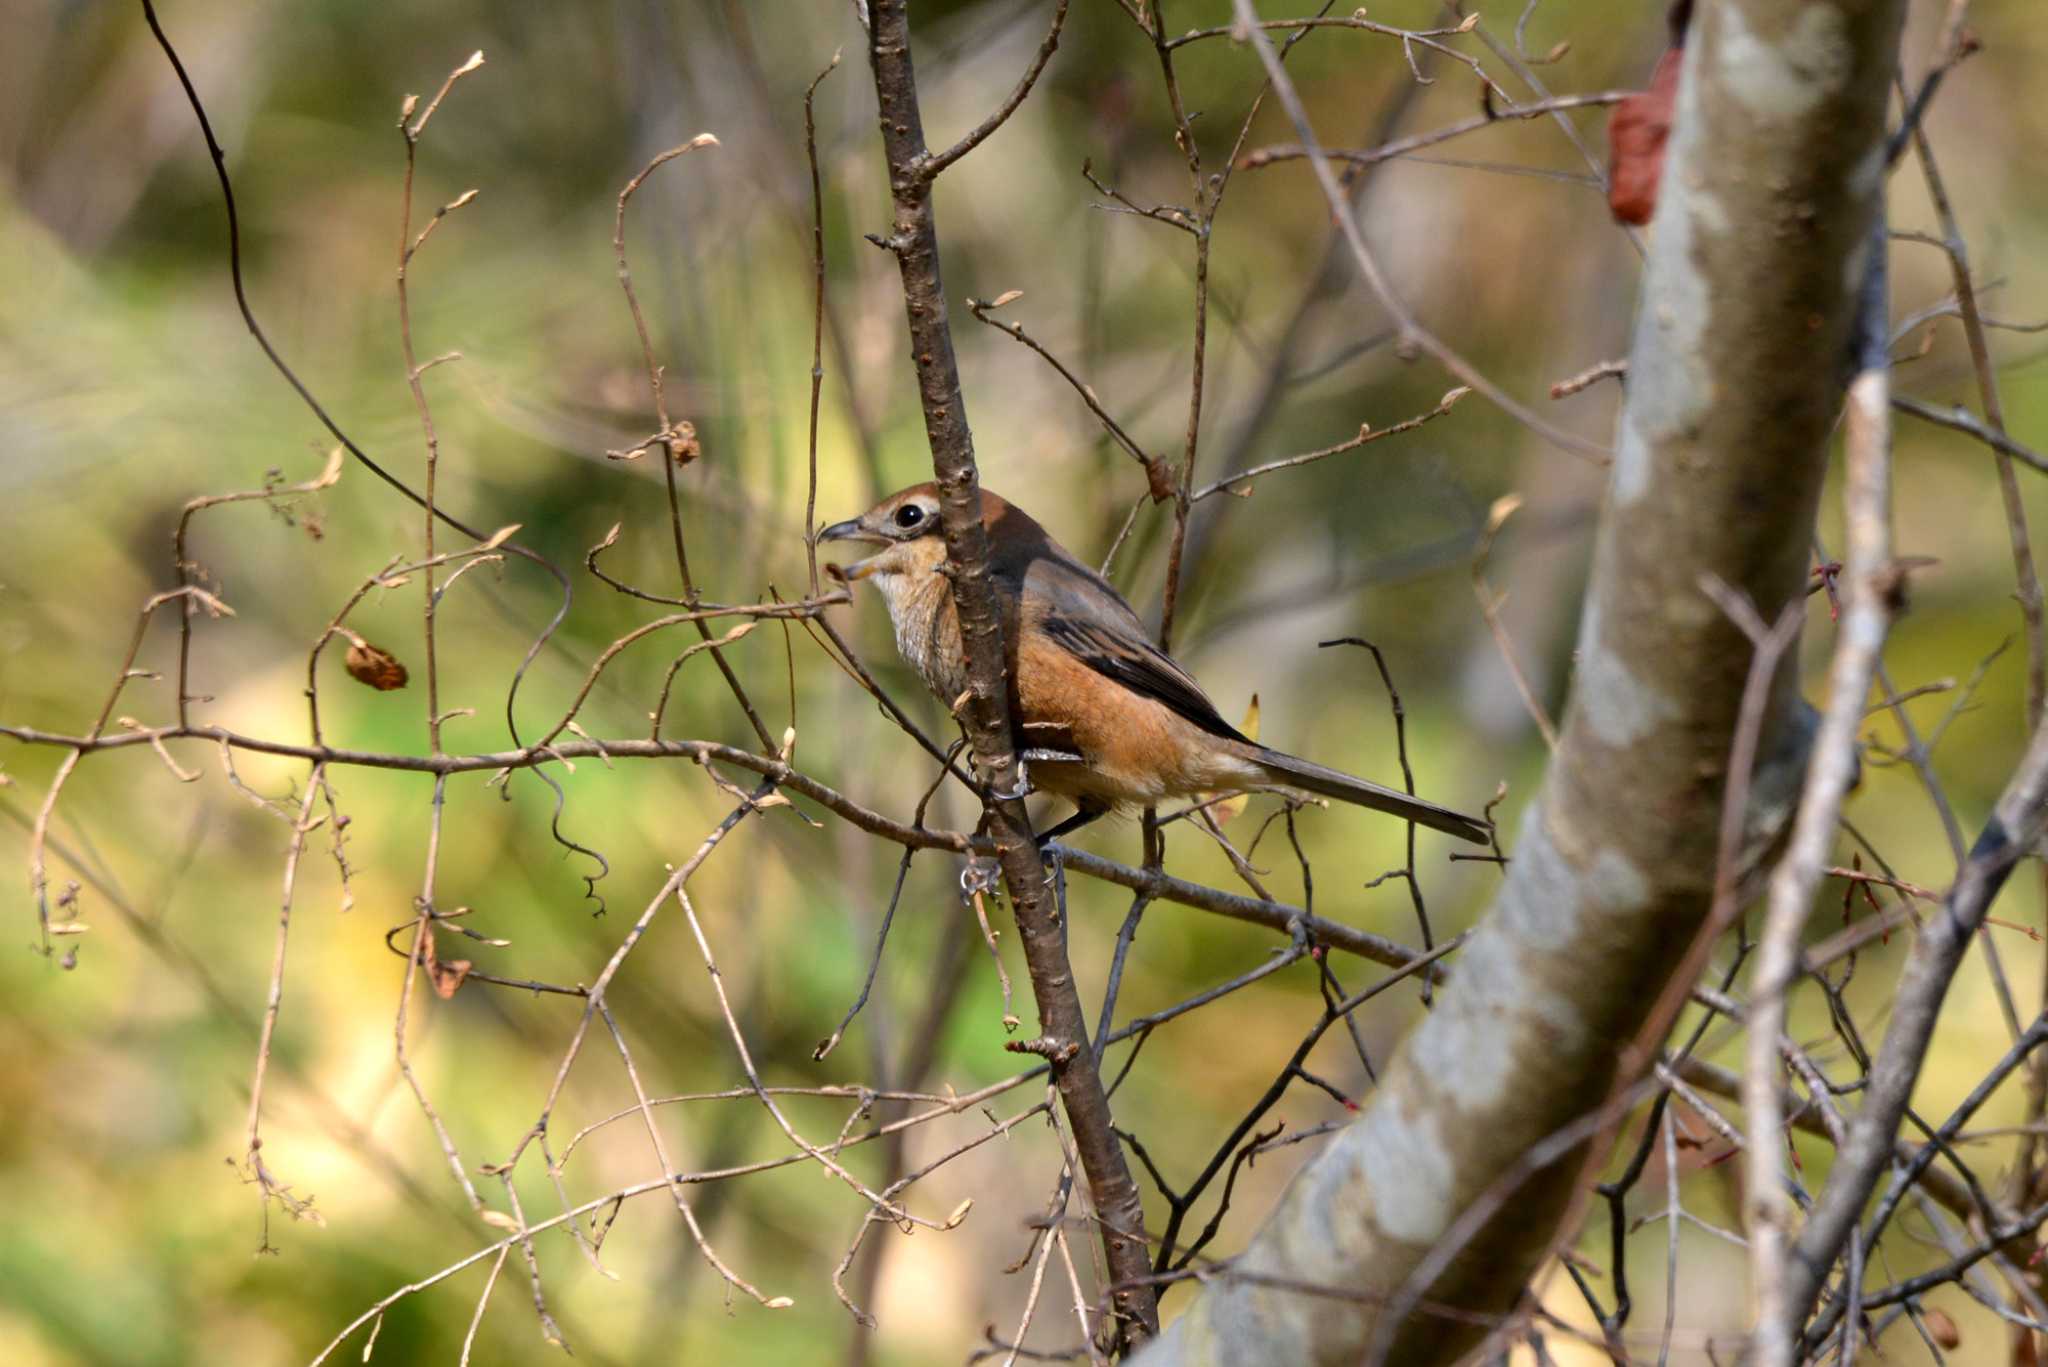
[[988, 757, 1032, 804], [1040, 839, 1065, 888], [959, 853, 1002, 904]]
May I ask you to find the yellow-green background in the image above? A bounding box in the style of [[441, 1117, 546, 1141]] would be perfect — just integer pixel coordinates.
[[3, 1, 2046, 1361]]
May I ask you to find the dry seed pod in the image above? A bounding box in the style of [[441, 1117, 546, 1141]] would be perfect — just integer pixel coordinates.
[[669, 420, 701, 465], [345, 641, 410, 691], [428, 956, 473, 1000]]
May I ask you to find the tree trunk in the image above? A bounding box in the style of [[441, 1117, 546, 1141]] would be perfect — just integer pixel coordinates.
[[1138, 1, 1907, 1361]]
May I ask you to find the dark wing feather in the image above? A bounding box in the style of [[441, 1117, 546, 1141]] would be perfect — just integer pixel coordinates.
[[1017, 550, 1249, 745]]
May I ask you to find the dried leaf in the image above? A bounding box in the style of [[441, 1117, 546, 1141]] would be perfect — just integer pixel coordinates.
[[429, 956, 473, 999], [765, 1296, 795, 1310], [481, 523, 522, 551], [986, 289, 1024, 309], [479, 1210, 521, 1231], [1145, 456, 1177, 504], [418, 921, 474, 999], [1607, 47, 1682, 226], [1923, 1307, 1960, 1349], [669, 420, 701, 466], [345, 641, 409, 691]]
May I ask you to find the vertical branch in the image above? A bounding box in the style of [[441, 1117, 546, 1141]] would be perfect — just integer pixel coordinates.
[[1320, 638, 1436, 965], [395, 775, 486, 1214], [243, 766, 325, 1250], [804, 53, 842, 599], [1743, 230, 1895, 1367], [1141, 4, 1216, 653], [1171, 64, 1432, 599], [1145, 1, 1378, 649], [1905, 102, 2045, 729], [396, 52, 485, 757], [862, 0, 1158, 1344], [613, 136, 780, 752]]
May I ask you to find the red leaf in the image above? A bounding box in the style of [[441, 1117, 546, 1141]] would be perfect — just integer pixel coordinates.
[[1607, 48, 1682, 227]]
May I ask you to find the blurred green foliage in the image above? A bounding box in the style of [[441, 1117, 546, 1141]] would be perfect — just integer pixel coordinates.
[[4, 1, 2048, 1362]]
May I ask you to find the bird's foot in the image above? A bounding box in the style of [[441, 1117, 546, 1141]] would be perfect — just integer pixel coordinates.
[[991, 749, 1085, 804], [989, 757, 1031, 804], [959, 853, 1002, 904], [1039, 838, 1066, 889]]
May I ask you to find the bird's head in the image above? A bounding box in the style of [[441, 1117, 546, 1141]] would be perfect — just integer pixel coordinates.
[[818, 484, 945, 588], [820, 483, 1034, 594]]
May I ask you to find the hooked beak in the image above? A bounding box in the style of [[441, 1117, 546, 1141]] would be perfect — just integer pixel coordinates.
[[819, 517, 885, 582]]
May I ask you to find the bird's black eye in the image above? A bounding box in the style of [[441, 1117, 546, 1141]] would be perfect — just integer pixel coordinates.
[[894, 504, 926, 530]]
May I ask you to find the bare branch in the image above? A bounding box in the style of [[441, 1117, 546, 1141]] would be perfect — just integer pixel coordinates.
[[922, 0, 1070, 178], [864, 0, 1157, 1341]]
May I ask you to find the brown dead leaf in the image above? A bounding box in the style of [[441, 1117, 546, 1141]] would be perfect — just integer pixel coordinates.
[[419, 924, 473, 1000], [1145, 455, 1177, 503], [669, 420, 701, 465], [429, 956, 473, 999], [345, 641, 409, 691]]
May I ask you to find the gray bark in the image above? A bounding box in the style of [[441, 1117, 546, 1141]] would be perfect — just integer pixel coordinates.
[[1138, 2, 1906, 1361]]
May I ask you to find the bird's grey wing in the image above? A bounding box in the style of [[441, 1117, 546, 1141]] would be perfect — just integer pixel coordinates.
[[1019, 551, 1248, 745]]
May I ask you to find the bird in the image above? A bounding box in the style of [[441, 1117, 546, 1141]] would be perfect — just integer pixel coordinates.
[[819, 482, 1490, 847]]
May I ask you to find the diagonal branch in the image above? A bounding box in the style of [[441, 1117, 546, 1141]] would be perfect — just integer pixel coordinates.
[[922, 0, 1070, 178], [1230, 0, 1608, 467], [1783, 716, 2048, 1345]]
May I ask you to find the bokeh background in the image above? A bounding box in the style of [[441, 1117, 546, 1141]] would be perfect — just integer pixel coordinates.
[[4, 0, 2047, 1362]]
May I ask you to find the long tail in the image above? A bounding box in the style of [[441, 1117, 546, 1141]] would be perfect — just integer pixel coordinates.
[[1247, 745, 1491, 845]]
